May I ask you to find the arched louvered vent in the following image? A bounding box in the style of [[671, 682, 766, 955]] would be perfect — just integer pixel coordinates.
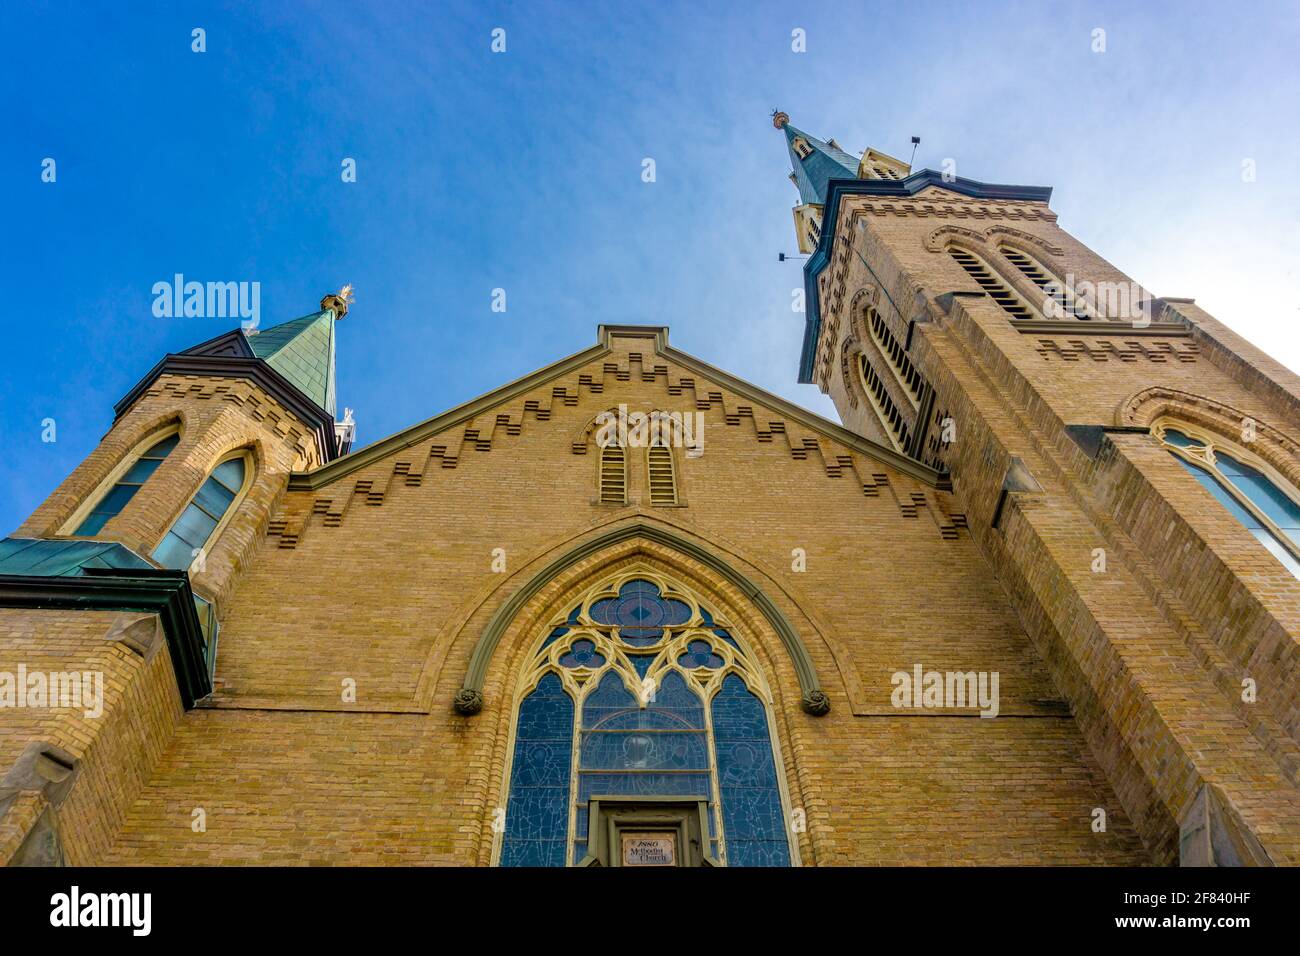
[[866, 308, 924, 407], [598, 444, 626, 504], [858, 354, 910, 451], [647, 443, 678, 506], [947, 247, 1034, 321], [998, 246, 1095, 320]]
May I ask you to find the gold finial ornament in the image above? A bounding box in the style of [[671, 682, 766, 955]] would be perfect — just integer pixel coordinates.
[[320, 284, 355, 319], [772, 109, 789, 130]]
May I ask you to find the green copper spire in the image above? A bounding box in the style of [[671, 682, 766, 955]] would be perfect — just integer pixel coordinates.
[[247, 308, 338, 417], [774, 111, 859, 206]]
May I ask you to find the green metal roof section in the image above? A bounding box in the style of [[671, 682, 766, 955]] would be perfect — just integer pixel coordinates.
[[0, 537, 155, 576], [784, 123, 860, 206], [246, 309, 337, 416]]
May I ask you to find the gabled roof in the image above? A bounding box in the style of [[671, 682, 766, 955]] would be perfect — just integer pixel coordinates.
[[182, 309, 338, 417], [287, 325, 947, 492], [120, 307, 343, 462], [784, 124, 860, 206]]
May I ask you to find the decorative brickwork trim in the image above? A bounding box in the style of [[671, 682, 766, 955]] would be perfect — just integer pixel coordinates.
[[288, 327, 941, 491], [1035, 338, 1201, 363], [265, 334, 964, 550], [116, 355, 338, 463]]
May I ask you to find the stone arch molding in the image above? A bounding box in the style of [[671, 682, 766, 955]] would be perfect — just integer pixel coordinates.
[[847, 284, 878, 317], [922, 224, 987, 253], [839, 335, 861, 409], [454, 522, 831, 717], [1118, 386, 1300, 487], [983, 224, 1065, 258]]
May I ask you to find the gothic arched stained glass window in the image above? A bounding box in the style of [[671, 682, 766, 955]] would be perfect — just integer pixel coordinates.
[[1155, 420, 1300, 579], [497, 573, 795, 867]]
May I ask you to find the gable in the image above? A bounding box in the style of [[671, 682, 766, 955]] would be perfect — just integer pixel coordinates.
[[286, 326, 944, 494]]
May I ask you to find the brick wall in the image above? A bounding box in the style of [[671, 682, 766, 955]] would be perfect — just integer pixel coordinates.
[[813, 186, 1300, 864], [76, 330, 1151, 864]]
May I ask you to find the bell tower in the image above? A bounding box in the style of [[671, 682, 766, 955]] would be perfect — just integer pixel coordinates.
[[775, 113, 1300, 866], [0, 290, 357, 864]]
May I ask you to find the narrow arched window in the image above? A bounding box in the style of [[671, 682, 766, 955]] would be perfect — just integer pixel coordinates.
[[858, 354, 909, 451], [598, 444, 626, 504], [498, 575, 794, 867], [1155, 422, 1300, 579], [947, 246, 1035, 321], [73, 431, 180, 536], [998, 245, 1096, 320], [647, 443, 678, 505], [153, 453, 250, 570]]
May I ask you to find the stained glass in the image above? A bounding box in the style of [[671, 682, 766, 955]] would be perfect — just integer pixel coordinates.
[[1162, 429, 1203, 449], [153, 457, 247, 570], [590, 579, 691, 645], [499, 673, 573, 867], [559, 639, 605, 669], [539, 626, 569, 650], [712, 675, 790, 867], [678, 640, 724, 669], [502, 579, 791, 867], [627, 653, 656, 678], [1170, 451, 1300, 578], [1216, 453, 1300, 544]]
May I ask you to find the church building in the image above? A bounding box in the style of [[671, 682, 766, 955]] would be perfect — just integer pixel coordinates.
[[0, 115, 1297, 867]]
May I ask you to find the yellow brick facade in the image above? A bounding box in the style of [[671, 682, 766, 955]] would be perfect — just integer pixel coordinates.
[[1, 165, 1297, 867]]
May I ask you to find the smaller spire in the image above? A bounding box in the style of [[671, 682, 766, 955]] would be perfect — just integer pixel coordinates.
[[320, 284, 355, 319]]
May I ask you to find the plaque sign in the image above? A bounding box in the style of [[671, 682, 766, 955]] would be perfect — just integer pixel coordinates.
[[621, 832, 676, 867]]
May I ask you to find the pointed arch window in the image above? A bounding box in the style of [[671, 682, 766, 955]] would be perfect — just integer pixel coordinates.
[[72, 431, 180, 536], [598, 444, 626, 504], [153, 452, 250, 570], [1155, 422, 1300, 579], [997, 245, 1096, 320], [498, 575, 794, 867], [947, 246, 1035, 321], [647, 443, 678, 505]]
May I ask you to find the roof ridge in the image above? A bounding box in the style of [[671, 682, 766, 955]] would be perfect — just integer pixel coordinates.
[[285, 328, 944, 491]]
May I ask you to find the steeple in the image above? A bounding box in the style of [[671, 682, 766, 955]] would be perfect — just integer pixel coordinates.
[[245, 309, 338, 417], [774, 110, 860, 207], [115, 288, 357, 463], [773, 111, 913, 254], [178, 286, 352, 420]]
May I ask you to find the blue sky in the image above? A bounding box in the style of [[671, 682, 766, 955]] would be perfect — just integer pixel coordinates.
[[3, 0, 1299, 536]]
